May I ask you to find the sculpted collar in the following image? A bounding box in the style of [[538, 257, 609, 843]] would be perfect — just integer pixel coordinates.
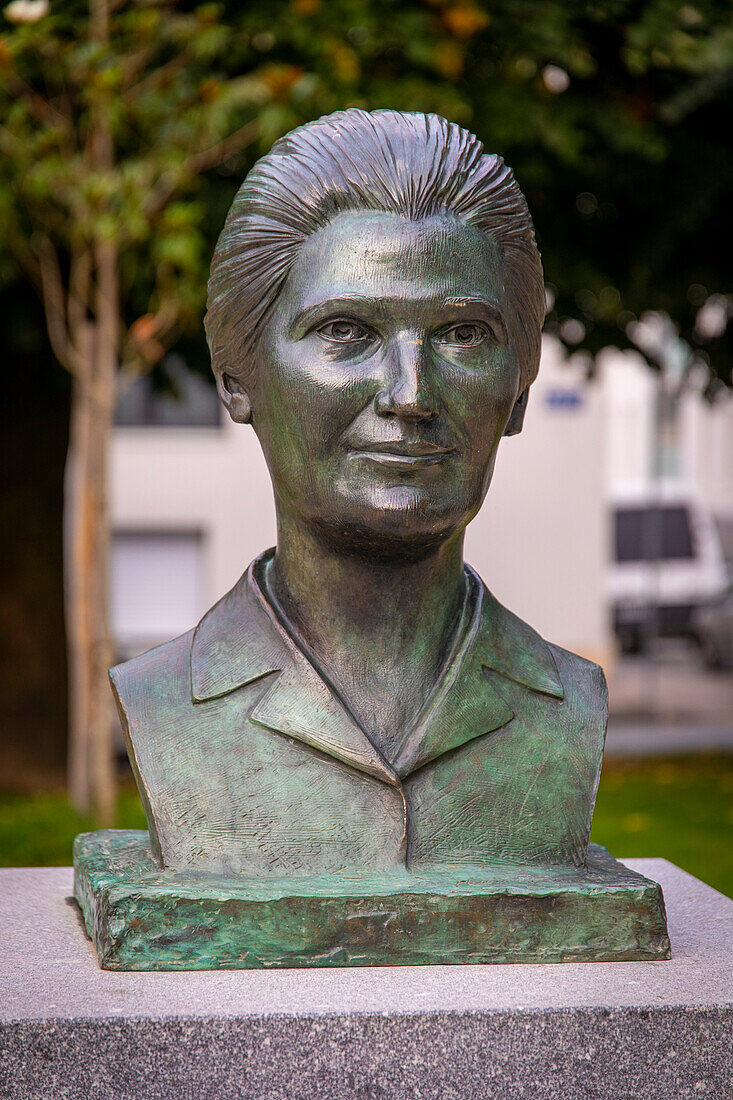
[[190, 550, 563, 786]]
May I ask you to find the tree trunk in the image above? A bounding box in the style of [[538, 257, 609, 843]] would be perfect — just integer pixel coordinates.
[[65, 361, 92, 811], [65, 246, 119, 822], [65, 361, 116, 822], [64, 0, 119, 821]]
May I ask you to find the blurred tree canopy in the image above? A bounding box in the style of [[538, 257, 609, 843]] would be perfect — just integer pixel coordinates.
[[2, 0, 732, 386], [188, 0, 733, 388], [266, 0, 733, 387]]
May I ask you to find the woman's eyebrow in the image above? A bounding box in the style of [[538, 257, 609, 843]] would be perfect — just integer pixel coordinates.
[[444, 297, 507, 342], [290, 296, 379, 335]]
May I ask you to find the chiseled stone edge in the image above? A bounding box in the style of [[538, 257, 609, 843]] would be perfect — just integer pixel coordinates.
[[74, 830, 670, 970]]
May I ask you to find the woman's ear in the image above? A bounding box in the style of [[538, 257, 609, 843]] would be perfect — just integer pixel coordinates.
[[216, 371, 252, 424], [504, 387, 529, 436]]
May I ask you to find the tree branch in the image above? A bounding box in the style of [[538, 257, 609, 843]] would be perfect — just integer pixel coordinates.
[[6, 75, 71, 129], [125, 47, 191, 100], [142, 118, 259, 221], [34, 235, 84, 376], [185, 118, 260, 176], [119, 302, 181, 383]]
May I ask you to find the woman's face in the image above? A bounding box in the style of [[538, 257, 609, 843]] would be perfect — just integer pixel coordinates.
[[245, 210, 522, 554]]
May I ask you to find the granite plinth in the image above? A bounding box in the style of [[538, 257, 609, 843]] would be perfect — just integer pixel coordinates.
[[1, 859, 731, 1099], [73, 830, 670, 969]]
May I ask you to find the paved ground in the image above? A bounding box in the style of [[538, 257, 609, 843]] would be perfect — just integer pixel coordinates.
[[605, 719, 733, 756], [605, 639, 732, 755]]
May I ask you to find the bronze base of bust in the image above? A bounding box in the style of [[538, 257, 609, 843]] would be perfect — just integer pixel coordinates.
[[74, 831, 670, 970]]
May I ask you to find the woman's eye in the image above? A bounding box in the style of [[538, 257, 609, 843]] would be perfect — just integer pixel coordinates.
[[317, 320, 371, 344], [435, 323, 489, 348]]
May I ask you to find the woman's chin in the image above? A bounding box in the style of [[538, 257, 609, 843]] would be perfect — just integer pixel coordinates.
[[306, 507, 466, 564]]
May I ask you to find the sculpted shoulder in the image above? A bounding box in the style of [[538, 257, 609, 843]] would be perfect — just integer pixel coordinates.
[[543, 639, 609, 792], [109, 629, 194, 725], [109, 631, 196, 865], [547, 640, 609, 727]]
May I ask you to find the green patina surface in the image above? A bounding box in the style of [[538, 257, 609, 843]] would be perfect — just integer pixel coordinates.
[[74, 830, 671, 970], [71, 117, 671, 970]]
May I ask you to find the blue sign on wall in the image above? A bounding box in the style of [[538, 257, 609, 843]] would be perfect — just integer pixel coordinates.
[[544, 388, 584, 411]]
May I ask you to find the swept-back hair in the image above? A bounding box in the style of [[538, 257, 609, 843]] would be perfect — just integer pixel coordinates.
[[205, 109, 544, 392]]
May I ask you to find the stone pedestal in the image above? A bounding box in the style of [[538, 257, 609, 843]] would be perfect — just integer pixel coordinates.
[[2, 859, 731, 1099]]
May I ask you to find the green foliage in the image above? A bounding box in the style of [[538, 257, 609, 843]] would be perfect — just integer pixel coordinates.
[[235, 0, 733, 386], [591, 753, 733, 898], [0, 786, 146, 867], [1, 0, 732, 382], [0, 1, 275, 357], [394, 0, 733, 385]]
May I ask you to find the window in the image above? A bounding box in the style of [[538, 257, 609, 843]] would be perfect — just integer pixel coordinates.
[[615, 506, 695, 563], [111, 532, 204, 657]]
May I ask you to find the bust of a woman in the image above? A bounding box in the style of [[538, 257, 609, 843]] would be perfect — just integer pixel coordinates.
[[111, 109, 607, 877]]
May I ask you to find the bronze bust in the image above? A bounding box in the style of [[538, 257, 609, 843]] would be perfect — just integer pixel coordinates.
[[75, 110, 669, 968]]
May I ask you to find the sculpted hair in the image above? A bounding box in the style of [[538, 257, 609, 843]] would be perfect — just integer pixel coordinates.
[[205, 109, 545, 393]]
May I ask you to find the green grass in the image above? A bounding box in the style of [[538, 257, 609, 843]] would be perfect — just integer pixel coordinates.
[[1, 755, 731, 897], [590, 754, 733, 898], [0, 787, 146, 868]]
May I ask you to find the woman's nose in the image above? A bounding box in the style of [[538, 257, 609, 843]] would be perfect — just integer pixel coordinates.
[[374, 335, 439, 423]]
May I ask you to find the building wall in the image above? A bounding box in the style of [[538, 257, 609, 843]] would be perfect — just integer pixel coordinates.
[[602, 350, 657, 497], [465, 337, 610, 663], [602, 348, 733, 517], [112, 422, 275, 616], [683, 387, 733, 520]]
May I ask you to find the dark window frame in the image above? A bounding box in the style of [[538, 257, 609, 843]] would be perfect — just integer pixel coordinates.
[[614, 505, 696, 563]]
